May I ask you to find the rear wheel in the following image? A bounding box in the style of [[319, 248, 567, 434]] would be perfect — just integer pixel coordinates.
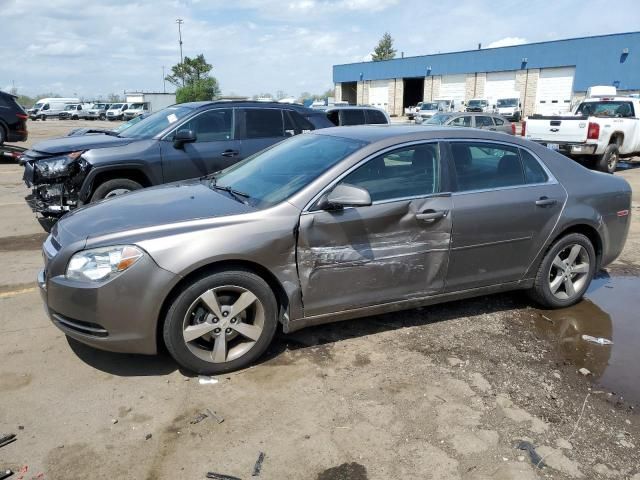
[[528, 233, 596, 308], [163, 270, 278, 374], [0, 125, 6, 145], [90, 178, 142, 202], [596, 144, 619, 174]]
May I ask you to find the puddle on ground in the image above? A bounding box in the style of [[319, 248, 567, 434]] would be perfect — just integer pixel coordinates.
[[532, 273, 640, 406]]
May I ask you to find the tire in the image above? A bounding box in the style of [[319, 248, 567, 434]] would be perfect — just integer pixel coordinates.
[[596, 144, 619, 174], [163, 269, 278, 374], [0, 125, 6, 145], [99, 113, 106, 120], [90, 178, 143, 202], [528, 233, 596, 309], [40, 114, 46, 121], [72, 115, 78, 120]]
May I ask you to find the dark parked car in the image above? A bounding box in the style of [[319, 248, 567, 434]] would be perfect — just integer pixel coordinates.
[[323, 106, 390, 126], [21, 101, 333, 218], [0, 91, 28, 144], [38, 126, 631, 374], [424, 112, 514, 134]]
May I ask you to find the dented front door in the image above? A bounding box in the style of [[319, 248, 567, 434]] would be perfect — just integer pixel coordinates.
[[297, 195, 453, 317]]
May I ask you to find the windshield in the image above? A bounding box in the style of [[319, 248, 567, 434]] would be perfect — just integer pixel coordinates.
[[467, 100, 486, 107], [425, 113, 453, 125], [497, 98, 518, 107], [130, 103, 144, 109], [113, 114, 146, 133], [214, 134, 366, 208], [64, 105, 75, 111], [119, 106, 193, 139], [421, 102, 438, 110], [91, 103, 106, 109], [34, 103, 43, 109], [575, 101, 635, 118], [436, 100, 451, 109], [109, 103, 123, 109]]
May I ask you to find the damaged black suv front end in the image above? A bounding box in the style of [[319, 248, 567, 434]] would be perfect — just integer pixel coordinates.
[[22, 149, 91, 217]]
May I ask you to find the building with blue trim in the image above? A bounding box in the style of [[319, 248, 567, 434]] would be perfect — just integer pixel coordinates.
[[332, 31, 640, 117]]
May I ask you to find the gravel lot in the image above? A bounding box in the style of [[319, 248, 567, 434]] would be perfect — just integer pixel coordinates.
[[1, 120, 639, 479]]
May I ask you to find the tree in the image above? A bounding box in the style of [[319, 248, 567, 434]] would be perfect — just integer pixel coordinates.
[[107, 93, 122, 103], [165, 54, 221, 103], [371, 32, 396, 61]]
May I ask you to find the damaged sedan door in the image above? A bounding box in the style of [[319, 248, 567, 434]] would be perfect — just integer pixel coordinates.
[[297, 142, 452, 317]]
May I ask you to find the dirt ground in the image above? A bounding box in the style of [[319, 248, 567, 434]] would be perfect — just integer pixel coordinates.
[[1, 120, 639, 479]]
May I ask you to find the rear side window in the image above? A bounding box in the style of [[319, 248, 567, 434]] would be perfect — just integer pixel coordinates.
[[449, 116, 471, 127], [475, 116, 494, 127], [494, 117, 504, 126], [284, 110, 314, 135], [244, 108, 284, 138], [326, 110, 340, 126], [365, 109, 388, 124], [449, 142, 524, 191], [520, 149, 549, 184], [340, 143, 440, 202], [341, 109, 366, 126]]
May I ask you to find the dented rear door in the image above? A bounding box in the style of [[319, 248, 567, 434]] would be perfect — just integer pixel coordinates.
[[297, 141, 452, 317]]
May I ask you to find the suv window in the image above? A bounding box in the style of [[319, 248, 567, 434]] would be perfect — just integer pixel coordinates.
[[493, 117, 504, 126], [244, 108, 284, 138], [520, 149, 548, 184], [365, 109, 387, 124], [284, 110, 314, 136], [341, 109, 366, 126], [449, 116, 471, 127], [339, 143, 440, 202], [475, 116, 494, 127], [327, 110, 340, 126], [181, 108, 233, 142], [450, 142, 524, 191]]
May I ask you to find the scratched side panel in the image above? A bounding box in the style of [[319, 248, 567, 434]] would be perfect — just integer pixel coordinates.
[[297, 197, 452, 317]]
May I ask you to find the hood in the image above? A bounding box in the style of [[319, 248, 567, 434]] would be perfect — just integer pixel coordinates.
[[28, 134, 135, 156], [54, 180, 255, 245]]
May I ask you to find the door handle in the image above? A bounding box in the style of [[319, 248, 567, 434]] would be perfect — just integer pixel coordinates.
[[416, 209, 447, 222], [535, 196, 557, 207], [221, 149, 239, 158]]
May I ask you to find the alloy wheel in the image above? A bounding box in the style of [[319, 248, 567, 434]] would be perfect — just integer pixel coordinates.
[[608, 150, 619, 172], [548, 244, 590, 300], [182, 285, 265, 363]]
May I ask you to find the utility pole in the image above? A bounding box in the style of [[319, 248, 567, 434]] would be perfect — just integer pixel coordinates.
[[176, 18, 184, 86]]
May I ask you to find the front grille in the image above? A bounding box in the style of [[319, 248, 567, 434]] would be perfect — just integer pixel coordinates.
[[52, 312, 109, 337]]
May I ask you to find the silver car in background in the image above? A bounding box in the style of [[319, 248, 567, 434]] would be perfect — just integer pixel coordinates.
[[425, 112, 515, 134], [38, 126, 630, 374]]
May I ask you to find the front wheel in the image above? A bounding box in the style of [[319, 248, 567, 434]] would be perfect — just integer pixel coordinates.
[[528, 233, 596, 309], [596, 144, 619, 174], [163, 270, 278, 374], [90, 178, 142, 202]]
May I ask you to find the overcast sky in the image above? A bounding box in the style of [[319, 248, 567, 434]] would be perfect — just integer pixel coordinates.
[[2, 0, 640, 100]]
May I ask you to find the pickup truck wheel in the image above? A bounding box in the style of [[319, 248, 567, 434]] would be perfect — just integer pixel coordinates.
[[163, 269, 278, 374], [596, 144, 619, 174], [90, 178, 143, 202], [528, 233, 596, 309]]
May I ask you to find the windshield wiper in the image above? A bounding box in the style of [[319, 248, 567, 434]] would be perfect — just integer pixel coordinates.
[[208, 177, 250, 204]]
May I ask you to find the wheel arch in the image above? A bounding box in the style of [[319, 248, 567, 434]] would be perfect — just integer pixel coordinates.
[[608, 131, 624, 146], [548, 223, 603, 268], [80, 166, 152, 201], [155, 259, 290, 352]]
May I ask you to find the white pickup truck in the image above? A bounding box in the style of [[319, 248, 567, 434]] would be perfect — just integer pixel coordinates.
[[524, 93, 640, 173]]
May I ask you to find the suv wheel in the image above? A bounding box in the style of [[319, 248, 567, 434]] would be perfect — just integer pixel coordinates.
[[596, 144, 619, 174], [163, 270, 278, 374], [528, 233, 596, 309], [0, 125, 5, 145], [90, 178, 143, 202]]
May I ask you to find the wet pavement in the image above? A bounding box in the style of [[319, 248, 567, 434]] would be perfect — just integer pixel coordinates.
[[532, 272, 640, 407]]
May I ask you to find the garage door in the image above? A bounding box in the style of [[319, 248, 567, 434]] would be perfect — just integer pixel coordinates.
[[439, 74, 466, 110], [485, 71, 517, 103], [369, 80, 389, 112], [535, 67, 575, 115]]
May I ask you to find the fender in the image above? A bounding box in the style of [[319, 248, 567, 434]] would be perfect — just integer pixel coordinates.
[[78, 162, 156, 202]]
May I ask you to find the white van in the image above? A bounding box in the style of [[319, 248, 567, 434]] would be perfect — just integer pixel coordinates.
[[106, 103, 129, 121], [29, 98, 80, 120]]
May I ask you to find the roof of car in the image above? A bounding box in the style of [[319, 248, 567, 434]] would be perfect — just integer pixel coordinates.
[[313, 124, 518, 143], [324, 105, 384, 111], [184, 100, 321, 112], [0, 90, 18, 99]]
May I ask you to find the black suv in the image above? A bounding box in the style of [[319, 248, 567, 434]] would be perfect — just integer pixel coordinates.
[[0, 91, 28, 144], [22, 101, 333, 218]]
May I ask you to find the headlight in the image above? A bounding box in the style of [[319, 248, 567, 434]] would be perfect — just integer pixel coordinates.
[[66, 245, 144, 282], [35, 151, 84, 178]]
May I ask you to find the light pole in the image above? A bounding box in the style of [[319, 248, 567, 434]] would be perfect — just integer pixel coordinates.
[[176, 18, 184, 86]]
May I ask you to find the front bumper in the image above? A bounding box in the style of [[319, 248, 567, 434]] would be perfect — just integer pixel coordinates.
[[38, 254, 179, 355]]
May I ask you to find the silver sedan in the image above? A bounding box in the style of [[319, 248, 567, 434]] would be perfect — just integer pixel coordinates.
[[423, 112, 515, 134]]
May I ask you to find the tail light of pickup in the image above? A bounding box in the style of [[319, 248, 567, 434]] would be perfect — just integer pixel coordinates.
[[587, 122, 600, 140]]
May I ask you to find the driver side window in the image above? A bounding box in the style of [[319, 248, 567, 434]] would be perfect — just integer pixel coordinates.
[[339, 143, 440, 202], [180, 109, 233, 142]]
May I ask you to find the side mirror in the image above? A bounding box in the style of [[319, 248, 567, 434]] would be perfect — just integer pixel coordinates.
[[174, 129, 197, 148], [519, 103, 522, 108], [320, 183, 372, 209]]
